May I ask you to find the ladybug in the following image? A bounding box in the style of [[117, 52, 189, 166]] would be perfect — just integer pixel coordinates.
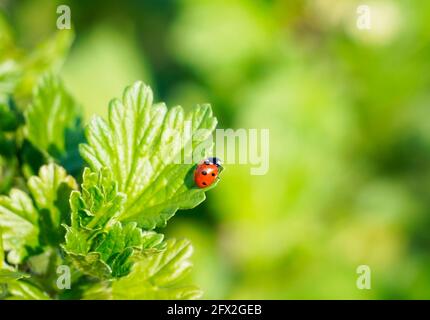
[[194, 157, 222, 188]]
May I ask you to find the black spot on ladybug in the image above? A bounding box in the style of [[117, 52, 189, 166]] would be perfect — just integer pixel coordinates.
[[203, 182, 207, 186], [202, 171, 207, 175], [212, 173, 215, 176]]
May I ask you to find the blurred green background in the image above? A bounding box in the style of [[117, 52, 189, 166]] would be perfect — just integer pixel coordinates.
[[2, 0, 430, 299]]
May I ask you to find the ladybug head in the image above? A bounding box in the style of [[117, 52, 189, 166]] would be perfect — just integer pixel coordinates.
[[204, 157, 222, 167]]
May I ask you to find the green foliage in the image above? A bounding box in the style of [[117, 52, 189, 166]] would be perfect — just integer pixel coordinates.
[[0, 21, 74, 103], [0, 10, 219, 300], [28, 163, 77, 245], [0, 33, 215, 300], [0, 163, 77, 264], [4, 0, 430, 300], [0, 238, 48, 300], [0, 97, 22, 193], [62, 167, 165, 279], [80, 81, 217, 229], [83, 239, 201, 300], [111, 239, 202, 299], [0, 233, 45, 300], [0, 189, 40, 264], [0, 97, 22, 132], [25, 74, 82, 161]]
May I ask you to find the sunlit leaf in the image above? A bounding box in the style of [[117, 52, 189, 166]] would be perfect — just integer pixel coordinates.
[[28, 163, 77, 245], [0, 189, 39, 264], [80, 81, 218, 229], [62, 167, 165, 279], [25, 74, 84, 170], [88, 239, 202, 299]]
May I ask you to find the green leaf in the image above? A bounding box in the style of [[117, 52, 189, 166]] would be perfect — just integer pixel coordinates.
[[0, 61, 20, 96], [0, 24, 73, 101], [14, 30, 74, 102], [63, 222, 165, 279], [62, 167, 165, 279], [0, 96, 23, 132], [0, 156, 17, 194], [62, 241, 113, 280], [0, 163, 76, 263], [0, 228, 4, 268], [0, 269, 28, 283], [69, 167, 126, 230], [140, 229, 166, 252], [22, 30, 73, 76], [28, 163, 77, 245], [6, 281, 51, 300], [0, 189, 39, 264], [0, 269, 31, 300], [25, 74, 84, 170], [0, 229, 32, 298], [62, 221, 138, 279], [110, 238, 202, 299], [80, 81, 218, 229]]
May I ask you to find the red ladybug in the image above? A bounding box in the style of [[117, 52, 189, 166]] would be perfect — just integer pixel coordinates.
[[194, 157, 222, 188]]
